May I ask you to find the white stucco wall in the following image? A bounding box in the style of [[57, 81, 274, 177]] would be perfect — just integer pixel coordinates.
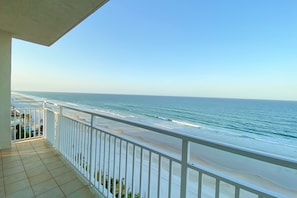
[[0, 30, 11, 149]]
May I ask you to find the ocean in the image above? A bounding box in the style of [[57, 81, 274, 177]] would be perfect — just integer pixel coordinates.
[[13, 91, 297, 158]]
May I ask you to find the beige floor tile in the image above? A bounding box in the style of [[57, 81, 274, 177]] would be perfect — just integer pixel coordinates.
[[4, 172, 27, 185], [22, 155, 40, 163], [17, 147, 33, 153], [33, 144, 50, 150], [29, 171, 52, 186], [32, 178, 58, 196], [60, 178, 86, 195], [6, 187, 34, 198], [1, 151, 19, 158], [41, 155, 61, 164], [0, 186, 5, 198], [45, 160, 65, 170], [0, 177, 4, 186], [50, 165, 71, 178], [67, 186, 95, 198], [34, 145, 51, 150], [3, 166, 25, 177], [23, 159, 44, 171], [54, 171, 77, 186], [36, 186, 65, 198], [26, 165, 48, 178], [17, 144, 32, 150], [20, 154, 39, 162], [2, 150, 17, 155], [2, 159, 23, 169], [0, 183, 4, 190], [2, 156, 21, 165], [5, 178, 30, 195], [18, 151, 37, 159], [37, 150, 55, 157]]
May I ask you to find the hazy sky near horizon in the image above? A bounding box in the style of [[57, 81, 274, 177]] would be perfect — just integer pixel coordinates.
[[12, 0, 297, 100]]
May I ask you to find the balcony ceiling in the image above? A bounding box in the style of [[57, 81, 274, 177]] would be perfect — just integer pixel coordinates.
[[0, 0, 108, 46]]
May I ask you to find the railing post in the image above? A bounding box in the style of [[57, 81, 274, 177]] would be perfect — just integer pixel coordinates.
[[12, 106, 16, 141], [57, 105, 63, 150], [43, 101, 47, 139], [180, 139, 189, 198], [89, 114, 94, 186]]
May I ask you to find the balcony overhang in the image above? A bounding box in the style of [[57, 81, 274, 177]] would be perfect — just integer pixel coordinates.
[[0, 0, 108, 46]]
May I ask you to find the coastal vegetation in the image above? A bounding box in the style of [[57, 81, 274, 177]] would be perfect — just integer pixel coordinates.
[[76, 153, 141, 198]]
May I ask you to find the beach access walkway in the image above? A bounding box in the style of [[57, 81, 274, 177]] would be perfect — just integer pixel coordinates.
[[0, 139, 99, 198]]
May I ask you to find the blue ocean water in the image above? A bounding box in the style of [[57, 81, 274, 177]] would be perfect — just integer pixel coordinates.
[[14, 91, 297, 156]]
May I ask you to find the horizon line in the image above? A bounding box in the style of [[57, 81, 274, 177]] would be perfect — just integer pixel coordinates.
[[12, 90, 297, 102]]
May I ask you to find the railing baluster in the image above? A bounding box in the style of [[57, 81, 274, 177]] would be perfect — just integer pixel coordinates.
[[98, 131, 102, 190], [180, 139, 189, 198], [158, 154, 161, 197], [84, 125, 88, 175], [63, 117, 66, 157], [66, 118, 70, 159], [75, 121, 79, 168], [103, 133, 107, 195], [148, 150, 151, 198], [124, 142, 128, 198], [112, 137, 116, 197], [93, 130, 97, 187], [215, 178, 220, 198], [235, 186, 240, 198], [119, 139, 123, 198], [131, 144, 135, 198], [81, 123, 84, 169], [198, 171, 202, 198], [89, 115, 94, 184], [168, 159, 172, 198], [139, 147, 143, 197], [93, 129, 98, 187], [107, 135, 111, 197], [70, 119, 73, 161], [13, 107, 16, 141]]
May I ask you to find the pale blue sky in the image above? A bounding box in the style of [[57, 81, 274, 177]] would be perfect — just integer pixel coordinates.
[[12, 0, 297, 100]]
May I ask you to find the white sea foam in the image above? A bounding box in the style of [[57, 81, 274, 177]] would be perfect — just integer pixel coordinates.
[[171, 119, 200, 128], [94, 109, 127, 119], [154, 123, 173, 130], [65, 102, 79, 107]]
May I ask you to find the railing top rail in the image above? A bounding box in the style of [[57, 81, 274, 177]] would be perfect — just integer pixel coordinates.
[[11, 100, 44, 104], [44, 101, 297, 170]]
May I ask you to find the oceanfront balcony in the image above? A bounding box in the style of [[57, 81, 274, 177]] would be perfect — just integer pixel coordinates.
[[6, 99, 297, 198]]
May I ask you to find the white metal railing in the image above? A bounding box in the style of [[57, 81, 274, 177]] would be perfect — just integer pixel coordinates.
[[13, 100, 297, 197], [10, 101, 44, 142]]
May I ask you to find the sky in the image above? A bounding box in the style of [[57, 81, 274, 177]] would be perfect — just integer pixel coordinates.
[[11, 0, 297, 101]]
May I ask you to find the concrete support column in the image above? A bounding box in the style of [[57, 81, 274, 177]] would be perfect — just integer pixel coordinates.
[[0, 30, 12, 149]]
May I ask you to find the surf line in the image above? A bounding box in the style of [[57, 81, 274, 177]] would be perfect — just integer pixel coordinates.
[[172, 120, 200, 128]]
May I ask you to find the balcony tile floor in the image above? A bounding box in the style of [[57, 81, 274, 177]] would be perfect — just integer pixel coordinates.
[[0, 139, 98, 198]]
